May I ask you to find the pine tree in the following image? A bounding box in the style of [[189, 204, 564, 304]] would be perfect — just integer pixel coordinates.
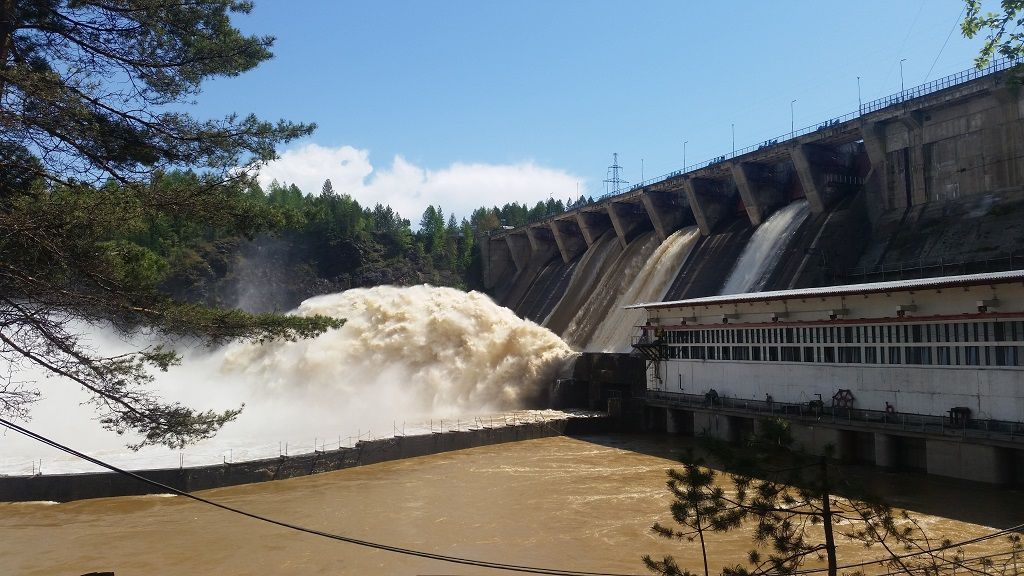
[[0, 1, 342, 448]]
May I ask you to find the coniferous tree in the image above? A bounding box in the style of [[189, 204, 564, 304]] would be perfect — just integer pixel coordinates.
[[643, 419, 1005, 576], [0, 1, 342, 448]]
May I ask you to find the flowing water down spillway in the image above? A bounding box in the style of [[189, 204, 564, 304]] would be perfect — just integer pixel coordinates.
[[561, 231, 661, 349], [720, 199, 811, 294], [0, 286, 577, 474], [541, 229, 622, 335], [584, 227, 700, 352]]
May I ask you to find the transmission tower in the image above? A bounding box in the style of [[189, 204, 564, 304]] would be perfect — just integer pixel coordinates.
[[603, 152, 628, 196]]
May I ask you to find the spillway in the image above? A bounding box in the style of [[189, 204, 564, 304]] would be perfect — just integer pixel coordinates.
[[541, 229, 622, 336], [561, 232, 660, 349], [720, 199, 811, 294], [584, 227, 700, 352]]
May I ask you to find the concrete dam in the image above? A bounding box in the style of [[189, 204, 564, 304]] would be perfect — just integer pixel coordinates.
[[481, 57, 1024, 354], [479, 59, 1024, 486]]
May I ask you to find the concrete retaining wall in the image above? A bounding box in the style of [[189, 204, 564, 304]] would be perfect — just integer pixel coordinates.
[[0, 417, 609, 503]]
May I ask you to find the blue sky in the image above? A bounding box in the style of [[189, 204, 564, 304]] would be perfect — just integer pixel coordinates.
[[194, 1, 987, 222]]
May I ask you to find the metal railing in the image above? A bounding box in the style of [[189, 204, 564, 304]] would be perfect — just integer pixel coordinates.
[[646, 390, 1024, 443], [839, 252, 1021, 283]]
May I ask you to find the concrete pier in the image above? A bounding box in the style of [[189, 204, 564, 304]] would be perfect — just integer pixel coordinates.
[[606, 201, 651, 248], [505, 231, 531, 272], [684, 177, 735, 235], [730, 162, 787, 226], [525, 226, 558, 265], [641, 187, 691, 241], [926, 439, 1013, 485], [575, 211, 613, 246], [549, 219, 587, 263]]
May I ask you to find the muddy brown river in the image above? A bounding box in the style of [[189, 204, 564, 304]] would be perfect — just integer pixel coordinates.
[[2, 434, 1021, 575]]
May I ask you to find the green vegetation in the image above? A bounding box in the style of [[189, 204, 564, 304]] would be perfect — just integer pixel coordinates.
[[0, 0, 348, 448], [963, 0, 1024, 68]]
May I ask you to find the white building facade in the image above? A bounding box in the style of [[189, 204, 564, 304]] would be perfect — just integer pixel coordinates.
[[632, 271, 1024, 423]]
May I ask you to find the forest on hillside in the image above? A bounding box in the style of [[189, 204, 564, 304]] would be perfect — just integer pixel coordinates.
[[126, 171, 594, 312]]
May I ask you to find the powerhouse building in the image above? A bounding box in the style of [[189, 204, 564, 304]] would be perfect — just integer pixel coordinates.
[[631, 270, 1024, 484]]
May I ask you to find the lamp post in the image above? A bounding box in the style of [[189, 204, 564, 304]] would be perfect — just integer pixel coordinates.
[[790, 99, 796, 139], [731, 123, 735, 156], [857, 76, 862, 114], [683, 140, 688, 171], [900, 58, 907, 97]]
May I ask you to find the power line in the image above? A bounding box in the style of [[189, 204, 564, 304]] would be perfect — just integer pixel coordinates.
[[0, 416, 640, 576], [864, 547, 1023, 576], [782, 521, 1024, 576], [924, 4, 968, 82]]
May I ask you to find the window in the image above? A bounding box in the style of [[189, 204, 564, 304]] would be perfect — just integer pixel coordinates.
[[752, 347, 762, 361], [904, 347, 932, 365], [803, 347, 814, 362], [936, 346, 951, 365], [732, 346, 750, 361], [993, 346, 1018, 367], [823, 347, 836, 363], [865, 347, 878, 364], [964, 346, 981, 366], [768, 347, 779, 361], [781, 346, 801, 362], [838, 347, 862, 363], [994, 322, 1007, 342], [888, 347, 902, 364]]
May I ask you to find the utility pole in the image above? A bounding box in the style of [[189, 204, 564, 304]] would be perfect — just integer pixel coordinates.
[[790, 99, 797, 139], [900, 58, 907, 97], [857, 76, 862, 114]]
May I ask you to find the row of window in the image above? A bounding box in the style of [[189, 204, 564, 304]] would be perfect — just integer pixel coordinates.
[[664, 344, 1023, 367], [661, 321, 1024, 346]]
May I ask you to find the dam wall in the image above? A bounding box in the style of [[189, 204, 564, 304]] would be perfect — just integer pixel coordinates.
[[484, 58, 1024, 317], [0, 416, 610, 503]]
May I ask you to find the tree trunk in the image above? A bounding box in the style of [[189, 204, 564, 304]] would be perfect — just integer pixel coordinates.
[[820, 457, 838, 576], [0, 0, 14, 97], [698, 528, 709, 576]]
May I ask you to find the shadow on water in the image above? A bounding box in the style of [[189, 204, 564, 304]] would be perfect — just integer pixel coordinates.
[[571, 432, 1024, 531]]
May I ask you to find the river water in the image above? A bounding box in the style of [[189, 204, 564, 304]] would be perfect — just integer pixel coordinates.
[[2, 434, 1019, 576]]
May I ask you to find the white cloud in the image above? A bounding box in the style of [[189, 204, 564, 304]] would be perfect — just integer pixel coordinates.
[[258, 143, 585, 225]]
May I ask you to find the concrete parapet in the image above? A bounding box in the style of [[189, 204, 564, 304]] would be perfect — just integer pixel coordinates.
[[684, 177, 734, 236], [0, 417, 611, 503], [575, 211, 613, 246], [549, 219, 587, 264], [606, 201, 651, 249], [641, 188, 691, 241]]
